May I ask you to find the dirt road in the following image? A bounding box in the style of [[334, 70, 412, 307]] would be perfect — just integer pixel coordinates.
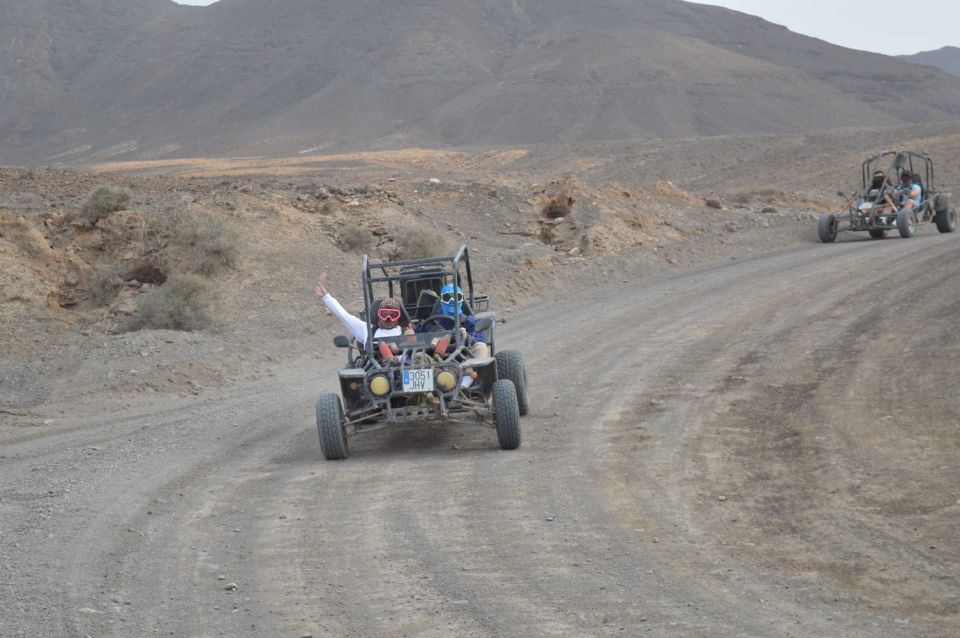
[[2, 233, 958, 637]]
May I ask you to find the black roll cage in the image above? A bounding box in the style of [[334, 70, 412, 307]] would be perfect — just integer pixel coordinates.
[[360, 244, 477, 358]]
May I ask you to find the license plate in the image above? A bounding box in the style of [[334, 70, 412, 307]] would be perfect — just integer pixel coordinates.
[[402, 369, 434, 392]]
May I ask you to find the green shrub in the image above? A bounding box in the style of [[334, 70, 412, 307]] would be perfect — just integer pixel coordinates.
[[77, 187, 131, 227], [124, 273, 216, 331], [385, 226, 450, 260]]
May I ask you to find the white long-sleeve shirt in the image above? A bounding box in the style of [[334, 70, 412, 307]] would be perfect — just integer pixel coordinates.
[[323, 293, 401, 345]]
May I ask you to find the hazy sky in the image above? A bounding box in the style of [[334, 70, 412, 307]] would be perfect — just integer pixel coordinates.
[[688, 0, 958, 55], [173, 0, 958, 56]]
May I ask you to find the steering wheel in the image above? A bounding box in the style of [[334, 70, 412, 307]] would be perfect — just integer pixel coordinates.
[[420, 314, 458, 330]]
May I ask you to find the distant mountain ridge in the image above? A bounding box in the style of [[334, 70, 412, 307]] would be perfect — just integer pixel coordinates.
[[901, 46, 960, 77], [3, 0, 960, 164]]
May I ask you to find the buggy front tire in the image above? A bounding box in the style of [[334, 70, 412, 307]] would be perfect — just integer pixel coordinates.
[[495, 350, 530, 416], [818, 213, 838, 243], [897, 208, 917, 238], [935, 207, 957, 233], [316, 394, 349, 460], [492, 379, 521, 450], [868, 229, 887, 239]]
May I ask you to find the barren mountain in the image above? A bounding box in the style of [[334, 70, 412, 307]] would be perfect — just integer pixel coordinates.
[[901, 46, 960, 76], [4, 0, 960, 164]]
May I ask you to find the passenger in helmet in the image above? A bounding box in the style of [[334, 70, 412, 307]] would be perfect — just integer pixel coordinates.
[[315, 278, 410, 345]]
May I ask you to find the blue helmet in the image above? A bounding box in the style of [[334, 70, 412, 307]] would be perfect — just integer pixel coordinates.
[[439, 283, 463, 317]]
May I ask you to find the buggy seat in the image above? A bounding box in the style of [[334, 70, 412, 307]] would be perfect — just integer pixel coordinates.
[[399, 266, 445, 321]]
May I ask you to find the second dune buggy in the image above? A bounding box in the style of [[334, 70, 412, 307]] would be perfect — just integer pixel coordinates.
[[818, 150, 956, 242]]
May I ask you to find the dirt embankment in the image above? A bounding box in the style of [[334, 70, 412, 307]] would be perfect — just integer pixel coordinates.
[[1, 160, 823, 409]]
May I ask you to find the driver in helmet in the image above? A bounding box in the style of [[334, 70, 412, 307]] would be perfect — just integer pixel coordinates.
[[418, 283, 489, 359]]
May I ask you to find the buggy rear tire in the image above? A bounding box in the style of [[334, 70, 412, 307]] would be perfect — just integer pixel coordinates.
[[495, 350, 529, 416], [897, 208, 917, 238], [316, 394, 349, 460], [818, 213, 838, 243], [492, 379, 521, 450], [935, 193, 951, 213], [868, 229, 887, 239], [935, 207, 957, 233]]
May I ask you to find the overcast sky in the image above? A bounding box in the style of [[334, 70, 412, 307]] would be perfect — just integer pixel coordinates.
[[173, 0, 958, 56], [688, 0, 958, 55]]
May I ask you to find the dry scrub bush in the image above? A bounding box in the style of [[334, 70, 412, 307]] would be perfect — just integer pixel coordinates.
[[172, 212, 239, 275], [125, 273, 216, 332], [729, 186, 779, 206], [386, 226, 451, 261], [340, 225, 374, 252], [142, 208, 239, 276], [77, 187, 131, 228], [542, 191, 575, 219], [88, 264, 124, 306]]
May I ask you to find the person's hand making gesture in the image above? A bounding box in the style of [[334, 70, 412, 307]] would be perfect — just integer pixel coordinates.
[[315, 277, 328, 298]]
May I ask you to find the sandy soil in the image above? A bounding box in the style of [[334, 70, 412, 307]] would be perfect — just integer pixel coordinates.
[[1, 130, 959, 637]]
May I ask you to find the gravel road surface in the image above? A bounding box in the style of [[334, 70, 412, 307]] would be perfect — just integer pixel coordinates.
[[2, 234, 958, 637]]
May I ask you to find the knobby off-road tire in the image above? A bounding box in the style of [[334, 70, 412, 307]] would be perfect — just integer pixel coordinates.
[[316, 394, 349, 460], [868, 229, 887, 239], [935, 207, 957, 233], [496, 350, 530, 416], [818, 213, 838, 243], [897, 208, 917, 238], [492, 379, 521, 450]]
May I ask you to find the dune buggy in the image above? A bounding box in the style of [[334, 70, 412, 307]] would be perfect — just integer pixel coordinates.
[[818, 150, 956, 242], [315, 244, 530, 460]]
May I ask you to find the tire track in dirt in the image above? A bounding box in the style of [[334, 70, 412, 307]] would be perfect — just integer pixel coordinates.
[[125, 238, 958, 637], [595, 237, 960, 636], [4, 235, 958, 637]]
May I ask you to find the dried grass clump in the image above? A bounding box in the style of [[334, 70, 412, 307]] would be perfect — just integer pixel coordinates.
[[77, 186, 131, 228], [340, 225, 374, 252], [729, 186, 779, 206], [124, 273, 216, 332], [385, 226, 450, 261]]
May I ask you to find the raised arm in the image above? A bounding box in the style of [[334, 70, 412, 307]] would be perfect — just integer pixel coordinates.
[[316, 278, 369, 344]]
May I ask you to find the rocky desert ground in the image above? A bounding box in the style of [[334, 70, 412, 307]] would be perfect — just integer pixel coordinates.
[[2, 123, 959, 637]]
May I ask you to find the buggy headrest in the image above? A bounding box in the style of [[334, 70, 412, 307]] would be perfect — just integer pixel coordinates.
[[417, 288, 439, 306]]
